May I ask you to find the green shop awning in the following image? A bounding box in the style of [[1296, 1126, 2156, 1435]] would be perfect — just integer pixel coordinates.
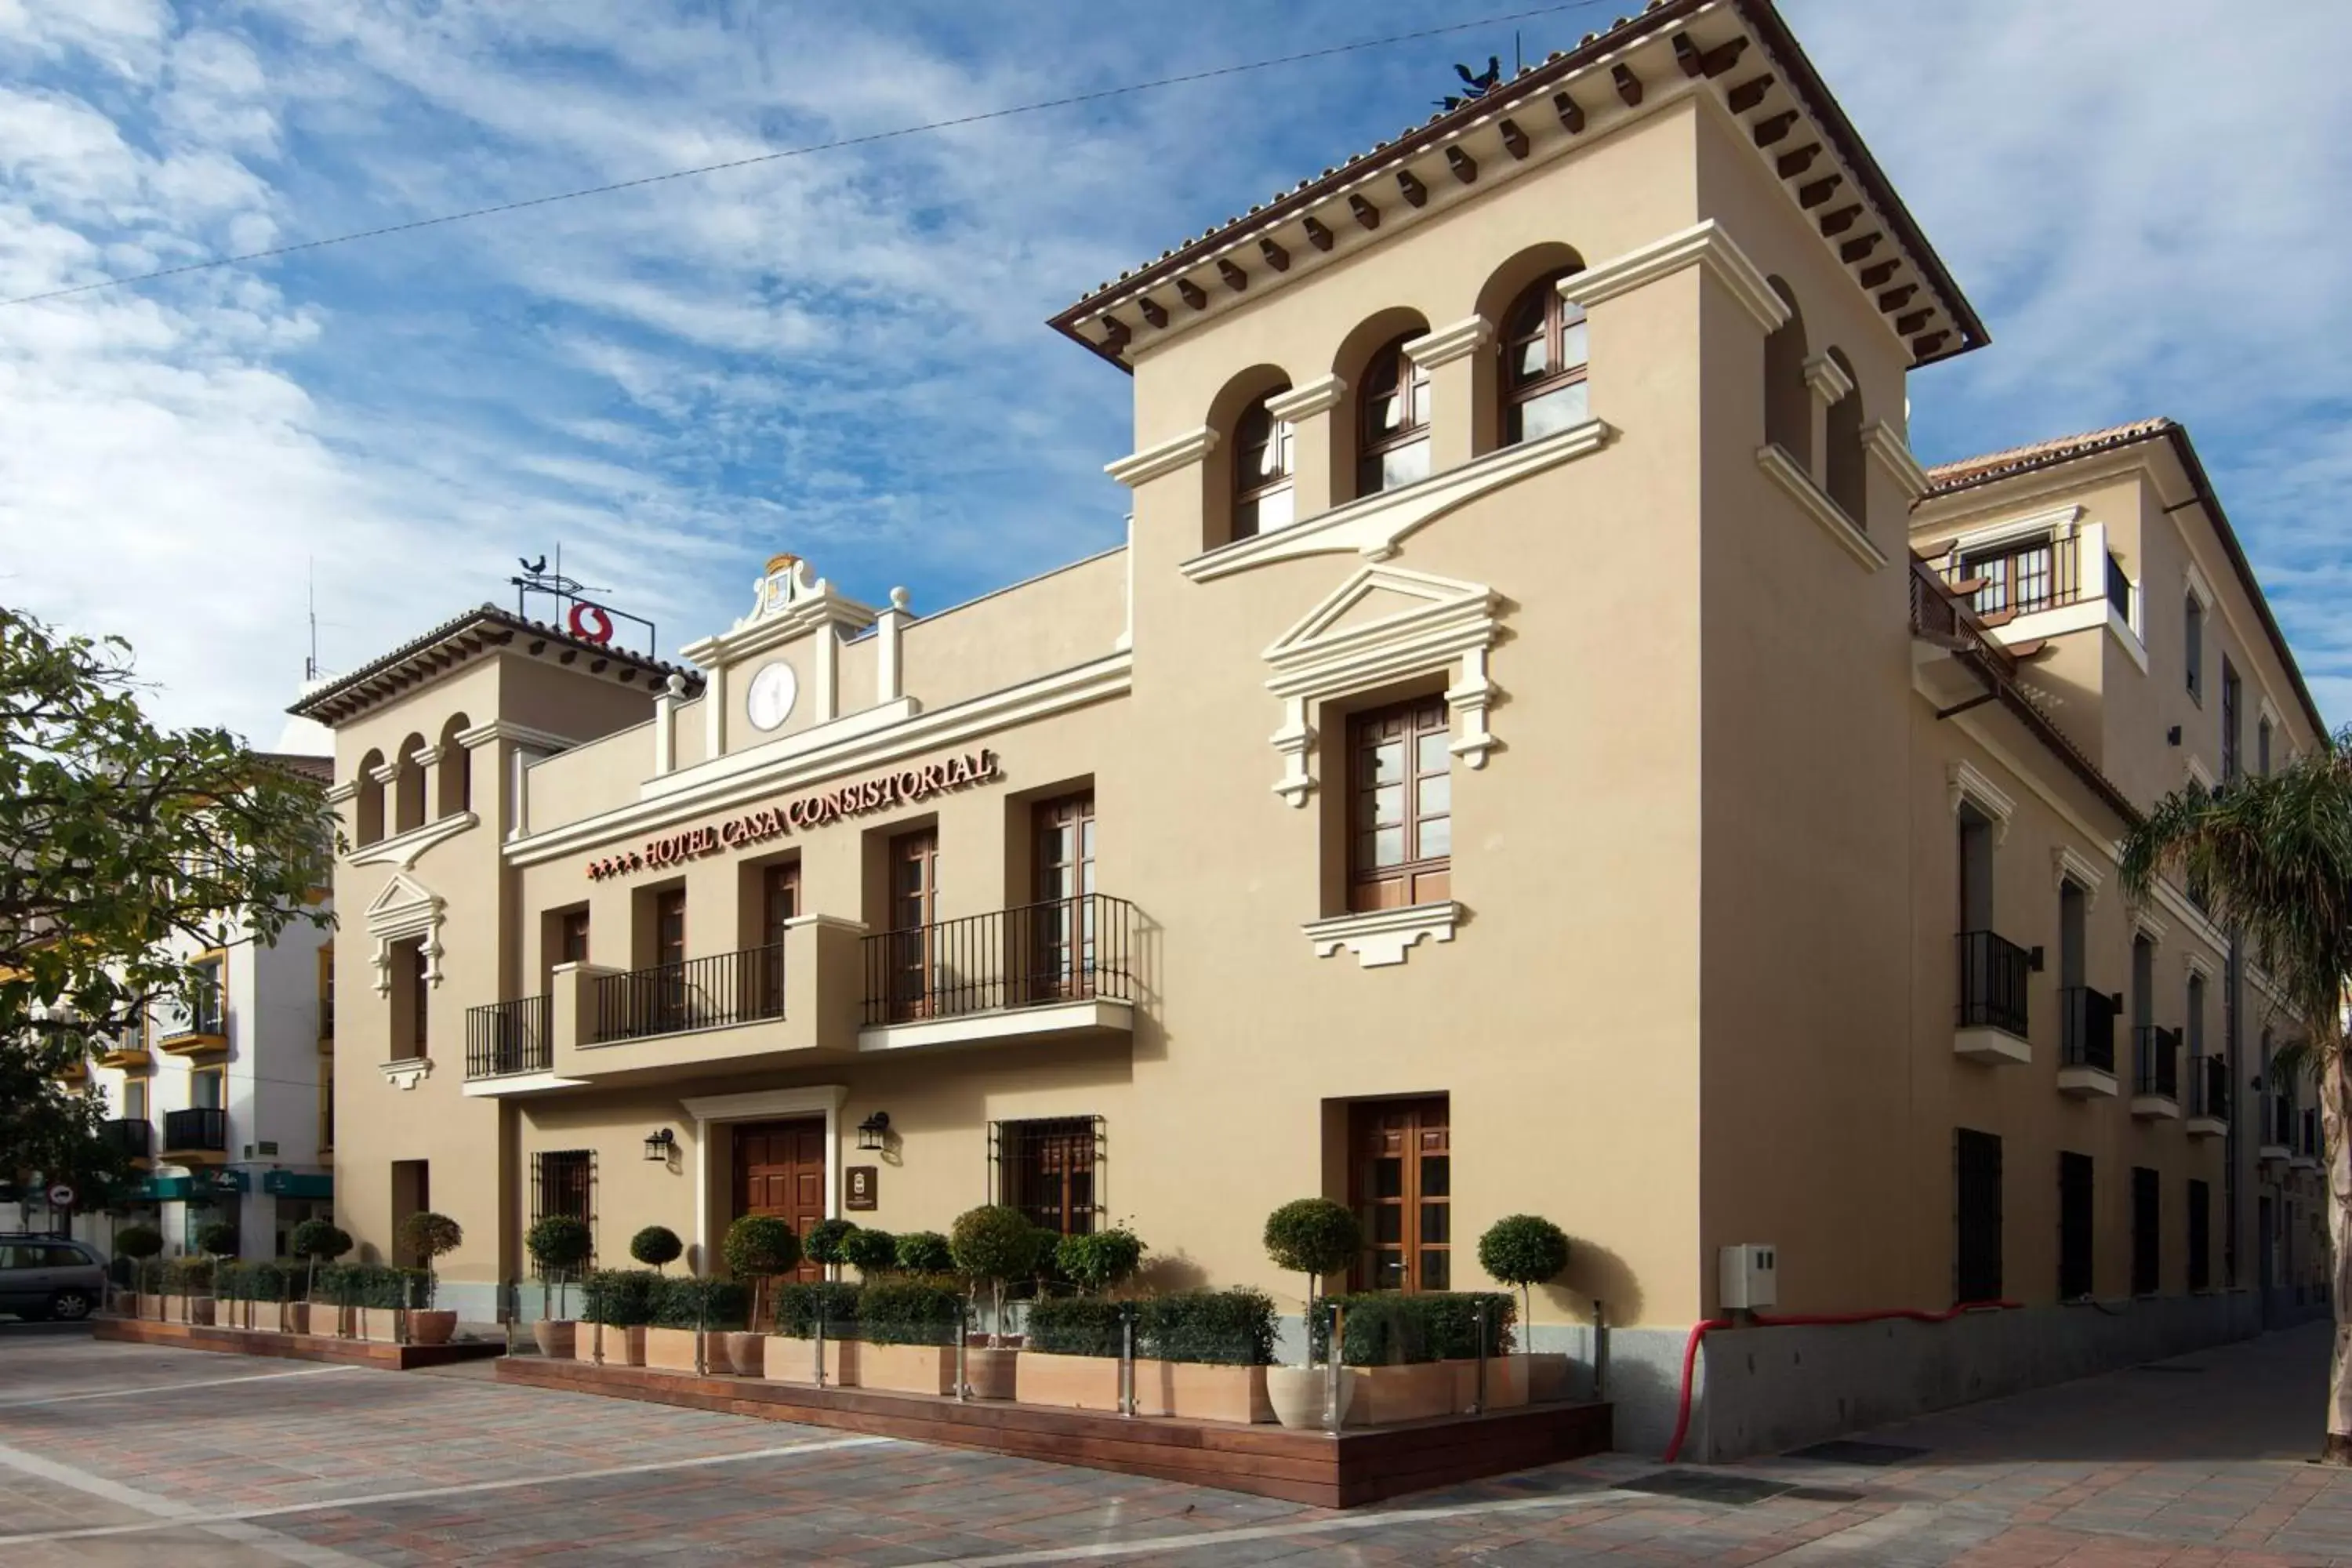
[[262, 1171, 332, 1200]]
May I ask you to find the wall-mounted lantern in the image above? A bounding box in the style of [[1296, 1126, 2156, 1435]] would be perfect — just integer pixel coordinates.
[[643, 1127, 677, 1163], [856, 1112, 891, 1152]]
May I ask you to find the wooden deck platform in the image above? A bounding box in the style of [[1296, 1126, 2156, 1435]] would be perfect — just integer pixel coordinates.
[[93, 1316, 506, 1370], [498, 1356, 1611, 1508]]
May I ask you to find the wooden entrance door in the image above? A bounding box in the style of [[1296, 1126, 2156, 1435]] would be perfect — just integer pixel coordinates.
[[886, 829, 939, 1020], [732, 1119, 826, 1282], [1348, 1098, 1451, 1291]]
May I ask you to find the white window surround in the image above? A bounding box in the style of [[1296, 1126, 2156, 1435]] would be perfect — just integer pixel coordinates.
[[2184, 949, 2216, 982], [1758, 443, 1886, 571], [678, 1085, 849, 1265], [364, 872, 445, 996], [1936, 504, 2083, 557], [1181, 416, 1615, 583], [379, 1058, 432, 1092], [2183, 561, 2215, 612], [1305, 902, 1462, 968], [1265, 375, 1346, 421], [325, 781, 361, 805], [456, 718, 578, 753], [1802, 352, 1855, 406], [2185, 754, 2217, 792], [2052, 845, 2104, 906], [1947, 759, 2015, 842], [1401, 316, 1492, 369], [1261, 564, 1502, 807], [1556, 219, 1791, 337], [2132, 907, 2170, 946], [345, 810, 478, 872], [1860, 423, 1931, 501], [1105, 426, 1218, 489]]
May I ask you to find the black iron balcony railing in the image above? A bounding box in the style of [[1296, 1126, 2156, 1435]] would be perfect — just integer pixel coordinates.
[[162, 1107, 227, 1152], [592, 943, 782, 1044], [2189, 1054, 2230, 1122], [101, 1118, 152, 1159], [862, 895, 1138, 1027], [2132, 1025, 2180, 1100], [2057, 987, 2118, 1073], [466, 994, 551, 1077], [1956, 930, 2034, 1037]]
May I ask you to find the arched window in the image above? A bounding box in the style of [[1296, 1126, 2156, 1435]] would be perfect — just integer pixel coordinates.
[[1762, 278, 1810, 465], [1499, 270, 1588, 445], [1232, 394, 1294, 541], [1823, 347, 1865, 523], [394, 734, 427, 834], [1356, 334, 1431, 496], [436, 713, 472, 818], [355, 748, 386, 846]]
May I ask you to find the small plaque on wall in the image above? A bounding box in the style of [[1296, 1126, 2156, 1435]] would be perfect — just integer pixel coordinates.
[[844, 1166, 878, 1211]]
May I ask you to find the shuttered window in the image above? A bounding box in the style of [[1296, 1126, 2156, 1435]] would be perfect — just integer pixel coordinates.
[[2058, 1152, 2094, 1300], [1955, 1128, 2002, 1302], [2131, 1167, 2160, 1296]]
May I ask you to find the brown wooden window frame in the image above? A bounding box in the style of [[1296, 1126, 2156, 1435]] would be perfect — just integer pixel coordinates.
[[1500, 269, 1589, 447], [1958, 536, 2057, 621], [995, 1116, 1102, 1237], [1356, 335, 1431, 498], [1232, 393, 1295, 542], [1030, 793, 1097, 1001], [1346, 696, 1454, 913]]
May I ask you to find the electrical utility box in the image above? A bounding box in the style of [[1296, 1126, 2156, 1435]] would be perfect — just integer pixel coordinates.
[[1719, 1243, 1779, 1310]]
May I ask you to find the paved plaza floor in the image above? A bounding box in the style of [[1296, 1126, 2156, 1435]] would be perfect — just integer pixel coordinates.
[[1, 1319, 2348, 1565]]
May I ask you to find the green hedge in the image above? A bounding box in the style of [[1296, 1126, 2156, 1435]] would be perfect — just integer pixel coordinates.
[[1140, 1289, 1278, 1367], [582, 1269, 661, 1327], [1308, 1291, 1515, 1366], [773, 1281, 863, 1338], [1025, 1297, 1126, 1358], [159, 1257, 213, 1293], [316, 1261, 430, 1308], [215, 1261, 290, 1302], [858, 1278, 966, 1345], [650, 1276, 748, 1330]]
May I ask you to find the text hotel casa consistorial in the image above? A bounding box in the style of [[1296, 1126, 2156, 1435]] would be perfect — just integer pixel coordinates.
[[586, 750, 1004, 881]]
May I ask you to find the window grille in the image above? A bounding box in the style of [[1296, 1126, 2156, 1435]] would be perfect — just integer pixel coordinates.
[[989, 1116, 1104, 1236]]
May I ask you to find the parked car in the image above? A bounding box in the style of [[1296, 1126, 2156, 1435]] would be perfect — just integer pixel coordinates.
[[0, 1235, 108, 1321]]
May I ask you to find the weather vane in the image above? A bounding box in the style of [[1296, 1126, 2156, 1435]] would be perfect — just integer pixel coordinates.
[[509, 545, 658, 655]]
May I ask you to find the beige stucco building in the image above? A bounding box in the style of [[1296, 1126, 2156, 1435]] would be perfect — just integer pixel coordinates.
[[293, 0, 2330, 1457]]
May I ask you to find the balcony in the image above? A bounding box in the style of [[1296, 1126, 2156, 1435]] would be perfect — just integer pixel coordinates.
[[2259, 1099, 2292, 1168], [594, 943, 783, 1044], [1933, 531, 2137, 645], [1955, 930, 2035, 1065], [858, 895, 1139, 1054], [97, 1032, 151, 1071], [101, 1118, 153, 1161], [161, 1107, 227, 1157], [2055, 988, 2118, 1097], [466, 995, 552, 1080], [2295, 1110, 2321, 1172], [157, 993, 227, 1055], [2130, 1027, 2180, 1120], [2186, 1054, 2230, 1138]]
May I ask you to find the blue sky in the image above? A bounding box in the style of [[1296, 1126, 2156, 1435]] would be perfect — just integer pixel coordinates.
[[2, 0, 2347, 746]]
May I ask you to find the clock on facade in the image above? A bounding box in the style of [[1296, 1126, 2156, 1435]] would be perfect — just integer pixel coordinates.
[[745, 659, 798, 732]]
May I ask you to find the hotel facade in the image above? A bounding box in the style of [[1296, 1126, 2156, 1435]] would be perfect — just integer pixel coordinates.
[[295, 0, 2330, 1457]]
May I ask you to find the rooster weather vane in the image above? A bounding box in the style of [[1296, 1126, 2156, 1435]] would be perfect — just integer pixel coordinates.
[[1438, 56, 1504, 111]]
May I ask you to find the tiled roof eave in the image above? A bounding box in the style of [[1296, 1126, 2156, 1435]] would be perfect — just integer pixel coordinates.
[[289, 606, 701, 725]]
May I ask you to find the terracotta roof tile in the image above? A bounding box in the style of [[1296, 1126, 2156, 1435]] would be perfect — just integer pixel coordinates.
[[1924, 419, 2176, 494]]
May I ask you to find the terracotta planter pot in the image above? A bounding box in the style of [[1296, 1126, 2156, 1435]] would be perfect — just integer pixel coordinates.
[[1138, 1360, 1273, 1424], [722, 1332, 767, 1377], [643, 1326, 735, 1374], [962, 1345, 1018, 1401], [1015, 1351, 1123, 1412], [408, 1310, 457, 1346], [287, 1302, 313, 1336], [1266, 1365, 1352, 1430], [763, 1335, 858, 1386], [162, 1295, 216, 1327], [574, 1323, 647, 1367], [1523, 1352, 1573, 1403], [532, 1320, 577, 1358], [857, 1341, 957, 1396]]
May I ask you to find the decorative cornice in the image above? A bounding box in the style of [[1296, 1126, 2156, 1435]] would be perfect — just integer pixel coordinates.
[[1802, 352, 1856, 405], [2184, 949, 2216, 981], [2052, 844, 2104, 905], [2185, 754, 2216, 792], [325, 782, 361, 804], [1757, 443, 1886, 571], [1265, 376, 1346, 421], [456, 719, 577, 753], [1861, 422, 1932, 501], [380, 1058, 432, 1092], [366, 764, 400, 788], [2183, 560, 2215, 611], [2132, 906, 2170, 946], [1304, 902, 1461, 968], [1182, 417, 1614, 583], [1105, 426, 1218, 489], [345, 811, 478, 873], [1403, 316, 1494, 369], [1562, 220, 1789, 337], [1939, 504, 2082, 557], [1947, 758, 2015, 838]]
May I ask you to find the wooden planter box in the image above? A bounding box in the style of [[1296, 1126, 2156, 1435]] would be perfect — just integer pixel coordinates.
[[162, 1295, 215, 1326], [227, 1301, 295, 1333], [1139, 1360, 1273, 1424], [574, 1324, 648, 1367], [644, 1327, 736, 1374], [1450, 1355, 1529, 1413], [1016, 1351, 1122, 1412], [1523, 1352, 1573, 1403], [135, 1293, 165, 1321], [857, 1341, 957, 1396], [761, 1335, 859, 1385], [355, 1307, 405, 1343], [1334, 1359, 1527, 1426]]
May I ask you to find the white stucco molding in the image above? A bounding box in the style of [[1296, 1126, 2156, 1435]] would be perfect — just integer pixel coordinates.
[[1106, 426, 1218, 488], [1182, 417, 1614, 582], [363, 872, 445, 995], [2052, 844, 2105, 906], [325, 782, 361, 805], [366, 764, 401, 788], [2132, 906, 2170, 946], [2184, 949, 2216, 982], [1860, 422, 1932, 501], [2183, 560, 2215, 611], [1757, 444, 1887, 572], [1947, 759, 2015, 842], [1262, 565, 1503, 804], [456, 719, 577, 753], [1802, 352, 1855, 406], [1944, 505, 2082, 557], [345, 811, 477, 872], [1402, 316, 1493, 369], [681, 1084, 851, 1265], [2185, 754, 2216, 793], [1265, 375, 1346, 421], [1560, 219, 1790, 336], [1305, 902, 1462, 968], [380, 1058, 432, 1092]]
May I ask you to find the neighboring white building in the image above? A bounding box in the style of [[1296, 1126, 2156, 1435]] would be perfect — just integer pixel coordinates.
[[38, 753, 338, 1261]]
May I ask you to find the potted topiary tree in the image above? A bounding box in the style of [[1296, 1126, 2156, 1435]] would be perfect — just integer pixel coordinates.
[[630, 1225, 683, 1275], [525, 1214, 593, 1357], [115, 1225, 165, 1320], [288, 1219, 351, 1336], [895, 1231, 953, 1274], [192, 1218, 237, 1327], [399, 1211, 465, 1345], [720, 1214, 799, 1377], [840, 1226, 898, 1283], [1261, 1198, 1363, 1429], [949, 1205, 1047, 1399], [804, 1218, 857, 1283], [1478, 1214, 1572, 1403], [1015, 1227, 1145, 1413]]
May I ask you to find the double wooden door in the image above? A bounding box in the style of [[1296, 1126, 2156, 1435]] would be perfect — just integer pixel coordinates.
[[731, 1118, 826, 1282], [1348, 1098, 1452, 1291]]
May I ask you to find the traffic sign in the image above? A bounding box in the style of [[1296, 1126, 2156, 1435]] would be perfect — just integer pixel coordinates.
[[45, 1183, 74, 1208]]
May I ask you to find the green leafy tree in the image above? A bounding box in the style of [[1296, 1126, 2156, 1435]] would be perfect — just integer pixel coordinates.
[[1263, 1199, 1363, 1319], [630, 1225, 684, 1273], [840, 1225, 898, 1280], [804, 1217, 857, 1282], [289, 1219, 350, 1299], [0, 608, 332, 1186], [526, 1215, 594, 1320], [194, 1219, 238, 1264], [1056, 1228, 1144, 1295], [398, 1211, 464, 1310], [2122, 733, 2352, 1462], [1477, 1214, 1571, 1341], [895, 1230, 953, 1274], [950, 1205, 1048, 1339], [721, 1214, 799, 1330]]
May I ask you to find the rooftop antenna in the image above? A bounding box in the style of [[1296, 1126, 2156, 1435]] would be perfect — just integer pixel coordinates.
[[304, 558, 321, 683]]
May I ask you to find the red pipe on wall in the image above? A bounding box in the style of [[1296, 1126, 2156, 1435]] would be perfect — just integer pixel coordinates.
[[1658, 1299, 2022, 1463]]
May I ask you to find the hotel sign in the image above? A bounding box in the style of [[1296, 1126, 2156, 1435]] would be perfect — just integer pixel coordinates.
[[586, 750, 1001, 881]]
